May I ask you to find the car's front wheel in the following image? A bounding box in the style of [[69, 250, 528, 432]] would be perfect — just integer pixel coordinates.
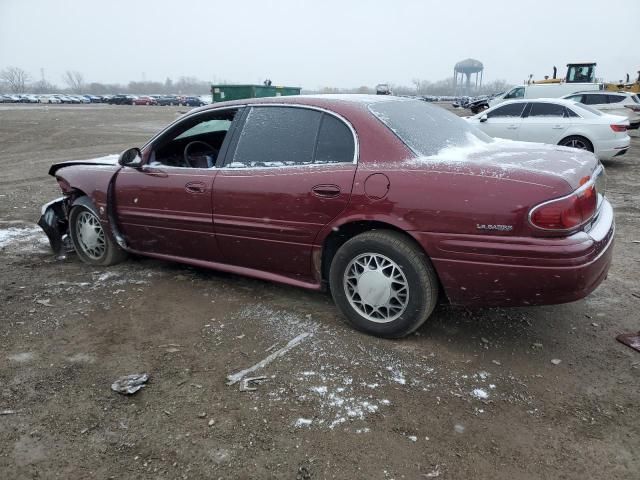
[[329, 230, 439, 338], [69, 204, 127, 266]]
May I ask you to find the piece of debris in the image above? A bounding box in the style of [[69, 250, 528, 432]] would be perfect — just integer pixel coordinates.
[[0, 409, 19, 415], [226, 332, 312, 385], [407, 435, 418, 442], [36, 299, 53, 307], [591, 323, 599, 327], [471, 388, 489, 399], [422, 466, 441, 478], [208, 419, 215, 427], [492, 360, 501, 366], [481, 337, 489, 344], [551, 359, 562, 365], [616, 331, 640, 353], [111, 373, 150, 395], [197, 412, 206, 418], [239, 376, 268, 392], [532, 343, 543, 349]]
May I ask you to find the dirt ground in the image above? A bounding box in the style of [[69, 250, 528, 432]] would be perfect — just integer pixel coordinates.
[[0, 103, 638, 480]]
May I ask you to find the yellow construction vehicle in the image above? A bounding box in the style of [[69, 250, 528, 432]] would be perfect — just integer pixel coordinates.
[[528, 62, 640, 94]]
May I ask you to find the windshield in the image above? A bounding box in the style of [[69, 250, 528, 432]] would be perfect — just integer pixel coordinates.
[[369, 99, 492, 157]]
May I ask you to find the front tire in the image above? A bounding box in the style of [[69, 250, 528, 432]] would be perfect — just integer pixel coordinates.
[[69, 204, 127, 266], [559, 135, 594, 152], [329, 230, 439, 338]]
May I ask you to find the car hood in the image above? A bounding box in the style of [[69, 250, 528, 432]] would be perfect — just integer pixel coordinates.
[[405, 136, 598, 190], [48, 154, 119, 176]]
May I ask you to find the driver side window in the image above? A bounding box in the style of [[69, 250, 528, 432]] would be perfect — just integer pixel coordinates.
[[150, 108, 239, 168]]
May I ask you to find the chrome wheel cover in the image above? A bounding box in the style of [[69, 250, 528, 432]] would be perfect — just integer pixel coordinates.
[[76, 210, 106, 260], [343, 253, 409, 323]]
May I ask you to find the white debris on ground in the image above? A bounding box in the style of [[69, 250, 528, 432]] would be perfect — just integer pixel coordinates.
[[214, 304, 534, 432]]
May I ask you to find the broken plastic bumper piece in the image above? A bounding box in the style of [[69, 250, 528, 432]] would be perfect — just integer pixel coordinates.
[[37, 197, 69, 255]]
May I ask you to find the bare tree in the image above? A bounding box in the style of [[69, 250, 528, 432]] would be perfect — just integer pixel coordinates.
[[0, 66, 31, 93], [63, 70, 85, 93]]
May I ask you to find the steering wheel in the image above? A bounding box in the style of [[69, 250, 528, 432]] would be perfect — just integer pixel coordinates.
[[183, 141, 217, 168]]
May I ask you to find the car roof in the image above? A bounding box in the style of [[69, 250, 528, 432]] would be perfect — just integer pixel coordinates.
[[496, 98, 578, 106], [197, 94, 410, 112]]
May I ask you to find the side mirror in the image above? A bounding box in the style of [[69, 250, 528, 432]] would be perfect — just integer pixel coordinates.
[[480, 114, 488, 122], [118, 147, 142, 167]]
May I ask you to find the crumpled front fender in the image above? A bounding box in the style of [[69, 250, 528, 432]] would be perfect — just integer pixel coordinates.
[[37, 197, 70, 255]]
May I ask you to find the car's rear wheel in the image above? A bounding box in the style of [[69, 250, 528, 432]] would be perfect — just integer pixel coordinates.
[[559, 135, 594, 152], [69, 204, 127, 266], [329, 230, 439, 338]]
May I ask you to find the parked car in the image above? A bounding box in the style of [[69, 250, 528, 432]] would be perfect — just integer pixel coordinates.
[[41, 95, 62, 104], [108, 94, 136, 105], [563, 91, 640, 130], [467, 98, 630, 160], [38, 95, 613, 338], [154, 95, 179, 106], [181, 96, 205, 107], [132, 95, 158, 105]]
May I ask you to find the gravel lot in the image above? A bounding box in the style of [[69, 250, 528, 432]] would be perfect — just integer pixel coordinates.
[[1, 103, 638, 479]]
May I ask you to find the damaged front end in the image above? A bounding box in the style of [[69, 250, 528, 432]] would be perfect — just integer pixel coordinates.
[[37, 197, 73, 255]]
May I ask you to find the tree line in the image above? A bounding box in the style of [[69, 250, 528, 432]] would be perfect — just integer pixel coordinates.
[[1, 65, 512, 97], [0, 67, 212, 95]]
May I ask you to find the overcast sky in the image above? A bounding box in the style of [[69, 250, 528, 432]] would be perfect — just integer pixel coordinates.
[[1, 0, 638, 89]]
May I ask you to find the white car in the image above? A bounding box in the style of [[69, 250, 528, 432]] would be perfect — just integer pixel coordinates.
[[562, 91, 640, 130], [467, 98, 630, 160], [42, 95, 62, 104]]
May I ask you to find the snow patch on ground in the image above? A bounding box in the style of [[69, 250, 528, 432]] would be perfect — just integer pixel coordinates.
[[0, 226, 49, 252]]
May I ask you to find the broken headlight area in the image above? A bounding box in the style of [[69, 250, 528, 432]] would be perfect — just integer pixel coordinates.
[[37, 197, 73, 255]]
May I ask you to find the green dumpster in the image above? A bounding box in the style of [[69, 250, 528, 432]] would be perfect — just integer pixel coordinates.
[[210, 84, 301, 103]]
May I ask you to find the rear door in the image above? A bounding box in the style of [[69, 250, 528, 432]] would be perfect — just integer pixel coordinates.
[[213, 105, 357, 279], [480, 103, 526, 140], [519, 102, 572, 144]]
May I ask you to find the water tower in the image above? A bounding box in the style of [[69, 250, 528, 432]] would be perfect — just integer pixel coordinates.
[[454, 58, 484, 95]]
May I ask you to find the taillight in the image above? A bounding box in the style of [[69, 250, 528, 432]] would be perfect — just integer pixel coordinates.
[[530, 183, 597, 231], [610, 124, 627, 132]]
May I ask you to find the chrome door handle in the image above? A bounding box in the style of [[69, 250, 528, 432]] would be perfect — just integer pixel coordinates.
[[185, 182, 206, 194], [312, 184, 341, 198], [552, 125, 564, 129]]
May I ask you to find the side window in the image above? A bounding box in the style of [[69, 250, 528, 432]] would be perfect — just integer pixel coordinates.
[[564, 107, 580, 118], [565, 94, 583, 103], [230, 107, 322, 168], [314, 114, 355, 164], [583, 94, 605, 105], [528, 103, 566, 117], [487, 103, 526, 118], [607, 94, 626, 104], [504, 87, 525, 99], [151, 108, 238, 168]]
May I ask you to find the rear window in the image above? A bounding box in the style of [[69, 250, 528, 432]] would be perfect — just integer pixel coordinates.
[[574, 103, 603, 116], [369, 99, 491, 157], [607, 94, 626, 104]]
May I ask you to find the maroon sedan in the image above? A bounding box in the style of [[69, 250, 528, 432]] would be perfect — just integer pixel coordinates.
[[38, 95, 614, 337], [132, 96, 158, 106]]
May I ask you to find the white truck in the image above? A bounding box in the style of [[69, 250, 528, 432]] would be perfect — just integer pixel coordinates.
[[489, 63, 603, 107]]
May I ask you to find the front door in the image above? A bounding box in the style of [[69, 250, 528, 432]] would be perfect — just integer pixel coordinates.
[[213, 106, 357, 279], [114, 107, 241, 261], [481, 102, 526, 140]]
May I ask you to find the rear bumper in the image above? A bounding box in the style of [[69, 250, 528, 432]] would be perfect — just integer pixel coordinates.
[[595, 135, 631, 160], [416, 199, 615, 307]]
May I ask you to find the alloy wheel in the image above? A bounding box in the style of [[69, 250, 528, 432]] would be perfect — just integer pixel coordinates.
[[75, 210, 106, 260]]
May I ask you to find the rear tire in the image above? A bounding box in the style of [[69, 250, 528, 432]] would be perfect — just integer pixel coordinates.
[[69, 204, 127, 266], [559, 135, 594, 152], [329, 230, 439, 338]]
